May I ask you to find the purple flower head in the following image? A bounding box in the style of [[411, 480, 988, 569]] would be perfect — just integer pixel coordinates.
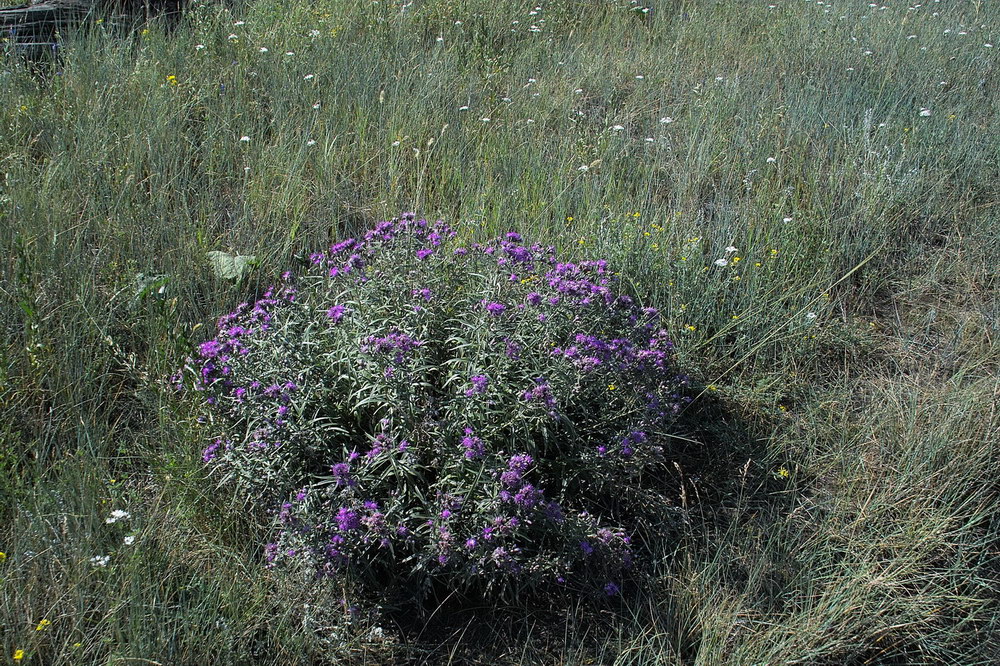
[[621, 430, 647, 457], [336, 507, 361, 532], [198, 339, 224, 359], [579, 540, 594, 556], [500, 453, 533, 487], [202, 438, 223, 462], [461, 428, 485, 459], [412, 287, 433, 301], [604, 582, 620, 596], [521, 378, 556, 409], [416, 248, 434, 260], [512, 483, 544, 510], [526, 292, 542, 306], [464, 374, 489, 397], [361, 331, 423, 364], [330, 462, 356, 487], [326, 304, 348, 324], [504, 338, 522, 359], [483, 301, 506, 316]]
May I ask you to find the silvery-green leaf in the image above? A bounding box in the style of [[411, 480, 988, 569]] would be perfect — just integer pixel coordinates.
[[207, 251, 256, 281]]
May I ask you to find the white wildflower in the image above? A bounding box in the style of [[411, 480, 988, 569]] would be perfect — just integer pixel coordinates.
[[105, 510, 130, 524]]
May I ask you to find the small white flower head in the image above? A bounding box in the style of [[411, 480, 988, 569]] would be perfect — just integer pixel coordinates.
[[312, 102, 321, 109], [783, 216, 793, 223], [259, 47, 268, 52], [481, 117, 491, 122], [574, 88, 583, 94], [391, 140, 401, 147], [234, 20, 245, 26], [105, 509, 130, 524], [285, 51, 295, 56], [659, 116, 673, 124], [501, 97, 512, 103], [306, 139, 317, 146], [228, 34, 238, 40], [578, 165, 590, 172], [458, 105, 470, 111], [436, 36, 444, 42], [123, 536, 136, 546], [715, 76, 724, 82], [766, 156, 777, 163], [635, 75, 644, 80], [309, 29, 320, 37], [644, 137, 654, 142], [527, 78, 536, 83], [611, 125, 625, 131], [90, 555, 110, 567], [714, 258, 729, 267], [805, 312, 818, 319], [304, 74, 315, 81], [919, 108, 932, 116], [986, 43, 994, 48], [725, 246, 738, 253], [194, 44, 206, 50], [239, 136, 251, 143]]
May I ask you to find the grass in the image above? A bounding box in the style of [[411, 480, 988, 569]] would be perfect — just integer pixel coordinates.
[[1, 0, 998, 662]]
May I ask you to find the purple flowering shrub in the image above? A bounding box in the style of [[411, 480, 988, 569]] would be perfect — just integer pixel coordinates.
[[179, 214, 691, 603]]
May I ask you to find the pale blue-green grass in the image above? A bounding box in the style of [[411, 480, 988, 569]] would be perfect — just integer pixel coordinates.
[[1, 0, 997, 662]]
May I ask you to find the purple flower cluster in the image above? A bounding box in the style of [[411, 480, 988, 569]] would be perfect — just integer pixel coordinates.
[[360, 331, 423, 365], [521, 378, 557, 413], [464, 375, 489, 397], [461, 428, 485, 460], [182, 214, 693, 603]]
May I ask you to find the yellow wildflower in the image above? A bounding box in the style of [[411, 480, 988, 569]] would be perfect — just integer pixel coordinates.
[[14, 650, 25, 661], [36, 619, 51, 631]]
